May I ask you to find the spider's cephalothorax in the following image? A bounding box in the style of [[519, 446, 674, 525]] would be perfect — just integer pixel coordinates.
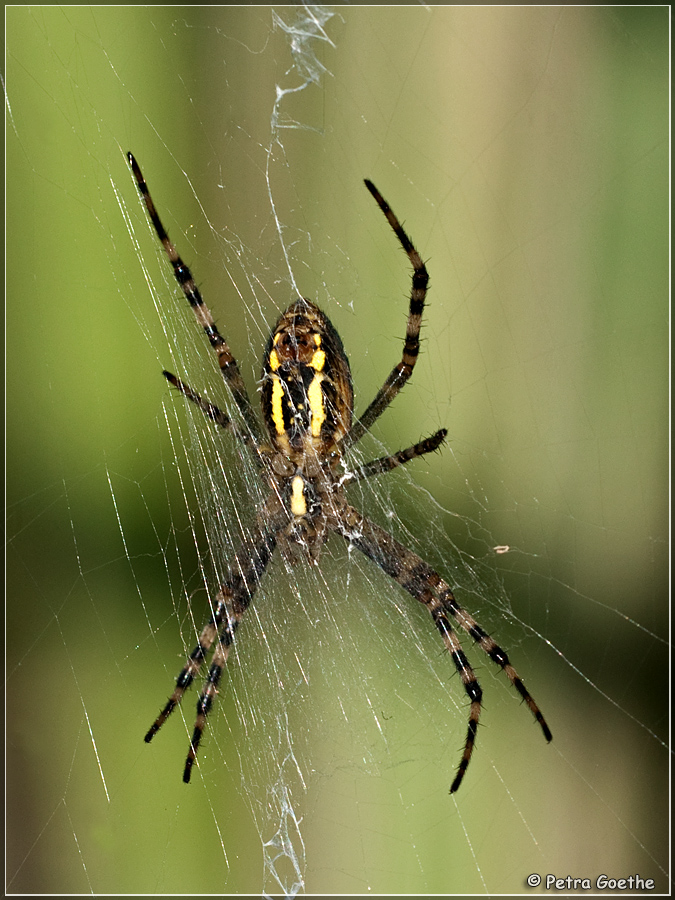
[[129, 152, 551, 791]]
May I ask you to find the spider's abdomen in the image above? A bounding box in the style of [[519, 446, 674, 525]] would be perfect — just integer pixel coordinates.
[[261, 299, 353, 457]]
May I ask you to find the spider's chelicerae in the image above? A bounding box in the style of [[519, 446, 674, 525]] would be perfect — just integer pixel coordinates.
[[128, 152, 552, 792]]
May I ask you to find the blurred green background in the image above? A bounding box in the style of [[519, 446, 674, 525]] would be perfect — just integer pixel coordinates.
[[6, 6, 669, 895]]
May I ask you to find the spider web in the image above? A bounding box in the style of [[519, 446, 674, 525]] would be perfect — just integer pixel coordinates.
[[5, 5, 670, 897]]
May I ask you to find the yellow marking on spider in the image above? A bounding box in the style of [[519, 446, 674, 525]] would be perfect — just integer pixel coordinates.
[[290, 475, 307, 516], [269, 348, 280, 371], [271, 375, 286, 435], [308, 334, 325, 372], [309, 348, 326, 371], [307, 372, 326, 437]]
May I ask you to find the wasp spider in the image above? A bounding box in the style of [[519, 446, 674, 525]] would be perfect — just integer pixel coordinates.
[[128, 153, 552, 792]]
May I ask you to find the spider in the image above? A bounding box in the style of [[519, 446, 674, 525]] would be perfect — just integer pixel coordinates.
[[128, 152, 552, 792]]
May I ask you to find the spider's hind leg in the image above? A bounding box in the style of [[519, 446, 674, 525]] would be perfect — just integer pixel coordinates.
[[341, 180, 429, 451], [127, 152, 262, 443]]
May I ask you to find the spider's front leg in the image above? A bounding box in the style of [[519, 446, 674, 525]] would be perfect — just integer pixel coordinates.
[[331, 505, 551, 793], [145, 507, 282, 782]]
